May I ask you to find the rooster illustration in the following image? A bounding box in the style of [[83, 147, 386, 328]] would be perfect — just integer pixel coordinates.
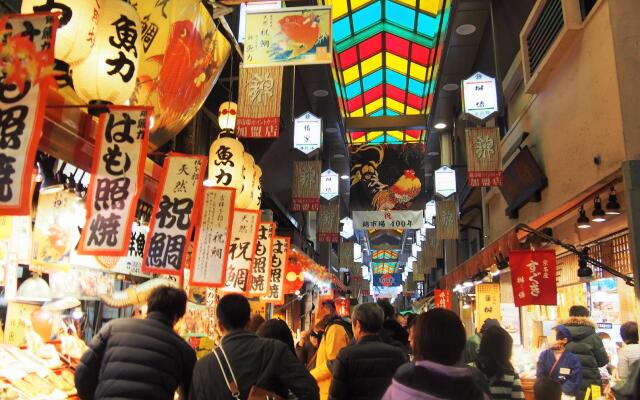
[[272, 13, 325, 60], [351, 145, 423, 211]]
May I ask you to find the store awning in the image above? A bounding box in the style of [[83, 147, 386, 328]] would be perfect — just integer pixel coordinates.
[[439, 227, 520, 290]]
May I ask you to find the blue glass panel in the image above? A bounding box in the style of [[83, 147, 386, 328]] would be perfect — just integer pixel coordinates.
[[385, 109, 399, 116], [371, 135, 385, 144], [387, 136, 402, 144], [352, 1, 382, 33], [417, 12, 438, 38], [385, 0, 415, 31], [333, 17, 352, 43], [362, 69, 383, 91], [385, 69, 407, 89], [345, 80, 362, 99], [370, 109, 385, 116], [408, 78, 425, 96]]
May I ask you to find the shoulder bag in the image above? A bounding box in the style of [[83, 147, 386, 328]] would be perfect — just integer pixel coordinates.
[[212, 345, 285, 400]]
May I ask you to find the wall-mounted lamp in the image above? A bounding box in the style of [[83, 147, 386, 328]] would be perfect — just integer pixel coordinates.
[[577, 247, 593, 281], [605, 187, 621, 215], [577, 205, 591, 229], [591, 195, 606, 223]]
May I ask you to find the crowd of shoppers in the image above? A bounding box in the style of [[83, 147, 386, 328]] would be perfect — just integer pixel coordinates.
[[74, 287, 639, 400]]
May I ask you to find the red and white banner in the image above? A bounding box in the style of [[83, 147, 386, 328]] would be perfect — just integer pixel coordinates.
[[509, 249, 557, 307], [0, 13, 59, 215], [283, 253, 303, 295], [264, 236, 289, 304], [79, 107, 150, 255], [248, 222, 274, 297], [434, 289, 452, 309], [142, 153, 206, 275], [221, 209, 260, 294], [189, 187, 235, 287]]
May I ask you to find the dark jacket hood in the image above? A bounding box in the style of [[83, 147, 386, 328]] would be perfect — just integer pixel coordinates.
[[561, 317, 596, 341]]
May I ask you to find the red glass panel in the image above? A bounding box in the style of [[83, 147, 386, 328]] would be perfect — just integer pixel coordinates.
[[411, 43, 431, 65], [358, 33, 383, 60], [385, 33, 409, 58], [386, 84, 406, 103], [405, 130, 422, 139], [350, 131, 367, 140], [347, 95, 363, 112], [339, 47, 359, 69], [363, 85, 384, 104], [407, 92, 422, 109]]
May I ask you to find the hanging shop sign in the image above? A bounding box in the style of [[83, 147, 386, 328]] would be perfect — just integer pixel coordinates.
[[98, 222, 150, 277], [434, 166, 456, 198], [435, 198, 459, 240], [509, 249, 558, 307], [4, 302, 41, 346], [320, 169, 339, 200], [476, 283, 501, 326], [189, 187, 235, 287], [0, 12, 58, 215], [353, 210, 424, 230], [462, 71, 498, 121], [425, 229, 444, 260], [291, 160, 321, 211], [466, 127, 503, 187], [244, 6, 332, 67], [318, 202, 339, 243], [340, 216, 354, 239], [350, 144, 426, 228], [236, 65, 284, 138], [248, 222, 275, 297], [221, 209, 261, 294], [294, 112, 322, 155], [264, 236, 290, 304], [79, 107, 150, 256], [424, 200, 436, 228], [339, 242, 354, 271], [414, 246, 428, 278], [143, 153, 206, 275], [283, 254, 304, 295], [32, 190, 81, 269], [434, 289, 452, 309], [373, 273, 402, 288]]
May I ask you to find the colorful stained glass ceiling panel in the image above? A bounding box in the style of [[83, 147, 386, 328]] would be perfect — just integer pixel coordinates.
[[322, 0, 452, 130], [348, 129, 426, 144], [372, 262, 396, 274], [372, 249, 398, 260]]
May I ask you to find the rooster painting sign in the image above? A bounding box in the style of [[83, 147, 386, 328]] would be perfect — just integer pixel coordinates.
[[244, 6, 332, 67], [350, 145, 427, 230]]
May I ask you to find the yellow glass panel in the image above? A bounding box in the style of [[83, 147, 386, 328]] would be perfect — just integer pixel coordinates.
[[386, 53, 408, 74], [352, 0, 375, 11], [409, 62, 427, 81], [350, 108, 364, 117], [419, 0, 441, 15], [361, 54, 382, 76], [387, 130, 405, 141], [396, 0, 417, 7], [386, 98, 405, 114], [352, 134, 366, 143], [327, 0, 349, 19], [367, 131, 384, 141], [365, 98, 383, 114], [406, 106, 420, 115], [343, 65, 360, 85]]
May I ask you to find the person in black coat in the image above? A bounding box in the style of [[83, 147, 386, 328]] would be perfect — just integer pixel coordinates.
[[190, 293, 319, 400], [75, 286, 196, 400], [329, 303, 407, 400]]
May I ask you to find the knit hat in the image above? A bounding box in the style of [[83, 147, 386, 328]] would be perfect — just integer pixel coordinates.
[[480, 318, 500, 333], [555, 324, 573, 341]]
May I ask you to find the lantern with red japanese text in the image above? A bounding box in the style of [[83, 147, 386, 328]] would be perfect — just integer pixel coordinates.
[[249, 164, 263, 211], [236, 152, 255, 208], [509, 249, 557, 307], [22, 0, 101, 65], [72, 0, 142, 105]]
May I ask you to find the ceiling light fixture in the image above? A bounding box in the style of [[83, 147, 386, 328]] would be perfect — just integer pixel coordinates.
[[427, 151, 440, 157], [605, 187, 621, 215], [333, 154, 345, 159], [313, 89, 329, 97], [577, 205, 591, 229], [325, 127, 338, 133], [496, 253, 510, 270], [340, 174, 350, 180], [434, 122, 447, 129], [456, 24, 477, 36], [453, 284, 463, 293], [462, 280, 474, 288], [591, 195, 606, 223], [577, 247, 593, 281], [442, 83, 459, 91]]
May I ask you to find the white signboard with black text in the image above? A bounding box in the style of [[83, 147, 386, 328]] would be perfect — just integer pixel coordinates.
[[353, 211, 424, 230], [294, 112, 322, 155], [320, 169, 339, 200], [434, 166, 456, 198], [462, 71, 498, 121]]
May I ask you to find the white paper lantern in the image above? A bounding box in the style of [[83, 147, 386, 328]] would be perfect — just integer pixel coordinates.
[[71, 0, 141, 104], [236, 153, 255, 208], [22, 0, 102, 65], [218, 101, 238, 131], [249, 165, 262, 210], [206, 136, 245, 194]]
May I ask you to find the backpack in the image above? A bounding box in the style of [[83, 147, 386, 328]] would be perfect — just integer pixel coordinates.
[[324, 317, 353, 342], [612, 359, 640, 400]]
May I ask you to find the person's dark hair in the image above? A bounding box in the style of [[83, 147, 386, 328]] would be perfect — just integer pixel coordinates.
[[413, 309, 465, 365], [217, 293, 251, 331], [621, 321, 639, 344], [534, 377, 562, 400], [477, 326, 515, 379], [146, 286, 188, 322], [322, 300, 336, 313], [257, 318, 296, 354], [406, 313, 418, 330], [376, 299, 395, 321], [352, 303, 384, 333], [569, 305, 590, 317], [248, 314, 265, 333]]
